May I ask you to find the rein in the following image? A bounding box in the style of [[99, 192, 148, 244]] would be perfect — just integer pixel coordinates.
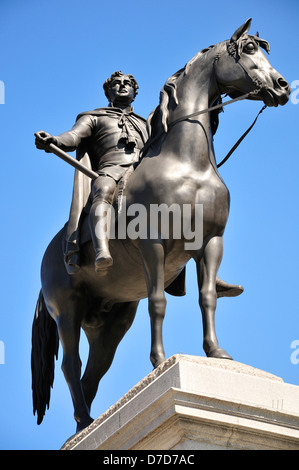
[[167, 89, 267, 168], [216, 103, 266, 168], [168, 89, 258, 128]]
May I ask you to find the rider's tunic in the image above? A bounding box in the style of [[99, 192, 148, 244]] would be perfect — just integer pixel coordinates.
[[56, 107, 148, 182]]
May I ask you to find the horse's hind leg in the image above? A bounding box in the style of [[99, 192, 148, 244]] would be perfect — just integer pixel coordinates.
[[140, 239, 167, 369], [81, 301, 138, 412], [196, 236, 232, 360], [56, 305, 93, 432]]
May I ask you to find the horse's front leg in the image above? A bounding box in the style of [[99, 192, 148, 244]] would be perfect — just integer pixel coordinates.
[[196, 236, 232, 360], [140, 239, 167, 369]]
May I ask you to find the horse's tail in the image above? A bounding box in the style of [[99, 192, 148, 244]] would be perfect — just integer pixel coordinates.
[[31, 289, 59, 425]]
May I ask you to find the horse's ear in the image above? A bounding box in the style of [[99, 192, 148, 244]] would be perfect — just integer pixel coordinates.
[[258, 39, 270, 54], [230, 18, 252, 42]]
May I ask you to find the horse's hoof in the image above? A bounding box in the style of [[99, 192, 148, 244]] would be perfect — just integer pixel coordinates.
[[206, 348, 233, 360], [151, 354, 166, 369], [76, 417, 94, 433]]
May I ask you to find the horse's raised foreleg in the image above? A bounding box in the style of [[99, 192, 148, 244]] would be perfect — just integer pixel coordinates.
[[140, 239, 167, 369], [196, 236, 232, 360], [57, 312, 93, 432], [81, 301, 138, 412]]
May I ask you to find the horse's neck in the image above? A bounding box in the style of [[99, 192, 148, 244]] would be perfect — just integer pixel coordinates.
[[176, 65, 215, 117], [165, 55, 219, 170]]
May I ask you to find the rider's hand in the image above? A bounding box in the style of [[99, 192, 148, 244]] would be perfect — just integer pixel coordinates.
[[35, 131, 58, 153]]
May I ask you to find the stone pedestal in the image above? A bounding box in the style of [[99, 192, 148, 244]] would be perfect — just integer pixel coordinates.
[[61, 355, 299, 450]]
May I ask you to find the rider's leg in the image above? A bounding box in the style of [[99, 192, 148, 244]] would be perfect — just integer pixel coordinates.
[[89, 175, 116, 272]]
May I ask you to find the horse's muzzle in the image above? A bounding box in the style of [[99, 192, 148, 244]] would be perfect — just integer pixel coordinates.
[[261, 77, 291, 107]]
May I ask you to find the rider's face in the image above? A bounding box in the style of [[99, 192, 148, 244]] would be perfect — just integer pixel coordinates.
[[108, 75, 135, 106]]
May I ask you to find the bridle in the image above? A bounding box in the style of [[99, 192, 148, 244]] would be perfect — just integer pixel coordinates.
[[145, 42, 268, 168], [168, 44, 268, 168]]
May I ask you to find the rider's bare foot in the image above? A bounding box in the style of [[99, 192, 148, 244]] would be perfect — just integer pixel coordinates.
[[216, 277, 244, 298], [95, 253, 113, 273]]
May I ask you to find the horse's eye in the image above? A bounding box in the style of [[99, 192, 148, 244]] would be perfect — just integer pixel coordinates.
[[244, 42, 255, 53]]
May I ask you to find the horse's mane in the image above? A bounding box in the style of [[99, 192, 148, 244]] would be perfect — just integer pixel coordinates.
[[147, 45, 222, 142]]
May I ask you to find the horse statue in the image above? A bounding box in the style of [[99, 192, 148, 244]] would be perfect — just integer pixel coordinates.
[[31, 19, 290, 432]]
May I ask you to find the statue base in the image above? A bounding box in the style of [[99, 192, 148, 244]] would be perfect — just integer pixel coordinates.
[[61, 354, 299, 450]]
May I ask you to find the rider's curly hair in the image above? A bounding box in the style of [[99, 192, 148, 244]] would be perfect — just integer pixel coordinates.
[[103, 71, 139, 102]]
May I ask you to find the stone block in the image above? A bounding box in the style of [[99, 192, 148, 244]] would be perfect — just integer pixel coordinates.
[[61, 355, 299, 450]]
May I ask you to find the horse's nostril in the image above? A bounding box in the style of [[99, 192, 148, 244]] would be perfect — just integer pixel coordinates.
[[276, 77, 289, 88]]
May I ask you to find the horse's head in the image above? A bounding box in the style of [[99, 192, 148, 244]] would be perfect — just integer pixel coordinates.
[[215, 18, 290, 107]]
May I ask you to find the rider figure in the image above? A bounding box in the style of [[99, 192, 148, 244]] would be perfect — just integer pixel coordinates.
[[35, 71, 148, 273]]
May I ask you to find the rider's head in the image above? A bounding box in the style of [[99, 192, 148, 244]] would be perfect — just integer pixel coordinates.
[[103, 71, 139, 106]]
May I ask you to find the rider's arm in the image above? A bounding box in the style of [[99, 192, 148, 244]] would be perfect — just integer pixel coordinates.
[[55, 115, 94, 151]]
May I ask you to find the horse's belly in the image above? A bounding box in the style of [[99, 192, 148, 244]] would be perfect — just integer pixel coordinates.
[[80, 239, 188, 302]]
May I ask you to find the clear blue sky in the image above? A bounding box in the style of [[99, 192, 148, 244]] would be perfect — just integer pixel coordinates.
[[0, 0, 298, 450]]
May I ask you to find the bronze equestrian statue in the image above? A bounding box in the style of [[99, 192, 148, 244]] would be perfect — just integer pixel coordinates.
[[32, 19, 290, 432]]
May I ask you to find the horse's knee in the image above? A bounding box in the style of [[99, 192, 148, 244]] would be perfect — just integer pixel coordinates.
[[61, 354, 82, 383], [148, 293, 167, 318], [199, 286, 217, 311]]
